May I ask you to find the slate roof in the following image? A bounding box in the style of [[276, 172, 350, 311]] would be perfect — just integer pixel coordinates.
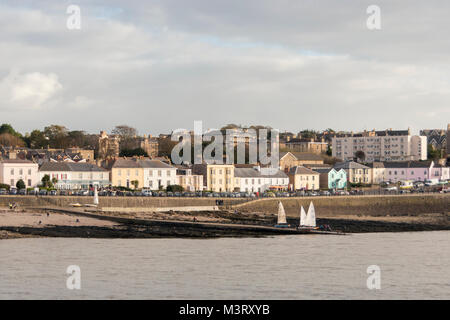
[[40, 162, 107, 172], [234, 167, 288, 178], [333, 161, 370, 170], [280, 152, 323, 161], [111, 158, 175, 169], [288, 166, 320, 175]]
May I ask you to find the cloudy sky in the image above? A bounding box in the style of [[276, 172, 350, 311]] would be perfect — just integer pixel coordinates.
[[0, 1, 449, 135]]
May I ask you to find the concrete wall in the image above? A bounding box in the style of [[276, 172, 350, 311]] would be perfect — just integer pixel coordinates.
[[234, 194, 450, 217], [0, 196, 247, 208]]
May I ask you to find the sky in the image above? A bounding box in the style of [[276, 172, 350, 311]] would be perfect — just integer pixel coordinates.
[[0, 0, 449, 136]]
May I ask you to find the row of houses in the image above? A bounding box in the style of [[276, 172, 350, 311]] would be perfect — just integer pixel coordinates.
[[1, 156, 448, 192], [0, 158, 289, 192]]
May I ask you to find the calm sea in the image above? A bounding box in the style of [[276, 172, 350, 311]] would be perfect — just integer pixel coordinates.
[[0, 232, 449, 299]]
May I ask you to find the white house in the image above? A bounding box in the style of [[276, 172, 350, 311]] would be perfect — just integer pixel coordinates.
[[0, 159, 39, 188], [140, 159, 177, 190], [39, 162, 109, 189], [234, 166, 289, 193]]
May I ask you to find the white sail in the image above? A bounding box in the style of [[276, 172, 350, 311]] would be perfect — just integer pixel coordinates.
[[305, 201, 316, 227], [93, 186, 99, 205], [300, 206, 307, 226], [277, 201, 287, 224]]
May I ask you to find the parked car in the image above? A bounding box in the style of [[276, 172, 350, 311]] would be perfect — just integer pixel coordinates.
[[39, 189, 48, 196], [18, 189, 27, 195], [413, 181, 424, 188], [49, 190, 57, 196], [384, 186, 398, 191]]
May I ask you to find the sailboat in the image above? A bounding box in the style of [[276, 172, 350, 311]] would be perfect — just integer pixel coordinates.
[[93, 186, 99, 206], [300, 206, 307, 227], [274, 201, 290, 228], [298, 201, 317, 229]]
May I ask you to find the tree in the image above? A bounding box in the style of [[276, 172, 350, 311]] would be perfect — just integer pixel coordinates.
[[41, 174, 53, 188], [112, 125, 138, 138], [326, 145, 332, 156], [355, 150, 366, 162], [44, 125, 69, 148], [130, 180, 139, 190], [166, 184, 184, 192], [67, 130, 88, 147], [120, 148, 148, 157], [112, 125, 139, 150], [0, 124, 22, 137], [26, 130, 48, 148], [0, 133, 25, 147], [427, 144, 441, 160], [16, 179, 26, 190]]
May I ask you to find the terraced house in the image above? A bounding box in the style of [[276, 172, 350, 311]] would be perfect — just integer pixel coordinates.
[[384, 161, 449, 183], [334, 161, 372, 184], [193, 163, 236, 192], [287, 166, 320, 190], [0, 159, 39, 188], [110, 158, 177, 190], [234, 166, 289, 193], [314, 168, 347, 190], [110, 158, 143, 189], [39, 162, 109, 189]]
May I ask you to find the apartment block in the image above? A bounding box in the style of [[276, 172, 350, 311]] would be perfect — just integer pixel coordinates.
[[332, 129, 427, 162]]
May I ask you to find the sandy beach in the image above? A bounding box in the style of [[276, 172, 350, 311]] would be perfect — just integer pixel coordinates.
[[0, 209, 118, 228]]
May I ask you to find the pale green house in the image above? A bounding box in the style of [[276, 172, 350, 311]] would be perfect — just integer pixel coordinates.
[[314, 168, 347, 189]]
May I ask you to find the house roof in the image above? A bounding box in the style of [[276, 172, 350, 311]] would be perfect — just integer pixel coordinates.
[[288, 166, 320, 175], [111, 158, 141, 168], [383, 161, 433, 169], [280, 152, 323, 161], [111, 158, 174, 169], [333, 161, 370, 170], [139, 160, 174, 169], [366, 162, 385, 168], [313, 168, 334, 174], [40, 162, 107, 172], [234, 167, 288, 178], [0, 159, 35, 164]]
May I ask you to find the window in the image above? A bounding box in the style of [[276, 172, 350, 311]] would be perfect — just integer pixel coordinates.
[[135, 170, 139, 176], [28, 169, 32, 175], [10, 169, 14, 175], [149, 170, 153, 177], [127, 170, 130, 176], [158, 170, 162, 177], [19, 169, 23, 175], [167, 170, 171, 176], [28, 179, 31, 187], [118, 170, 122, 176], [79, 173, 83, 179], [10, 179, 14, 186]]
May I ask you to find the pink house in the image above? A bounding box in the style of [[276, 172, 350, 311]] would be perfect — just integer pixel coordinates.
[[384, 161, 448, 183]]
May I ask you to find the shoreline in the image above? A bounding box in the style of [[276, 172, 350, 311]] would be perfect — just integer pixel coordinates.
[[1, 207, 448, 240]]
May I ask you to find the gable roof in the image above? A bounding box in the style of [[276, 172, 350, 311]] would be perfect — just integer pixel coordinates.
[[333, 161, 370, 170], [280, 151, 323, 161], [288, 166, 320, 175]]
